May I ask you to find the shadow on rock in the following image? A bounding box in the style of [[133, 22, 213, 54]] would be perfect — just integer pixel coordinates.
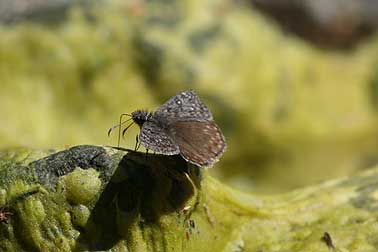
[[75, 150, 200, 251]]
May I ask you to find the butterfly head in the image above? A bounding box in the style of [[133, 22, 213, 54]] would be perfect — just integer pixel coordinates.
[[131, 110, 151, 127]]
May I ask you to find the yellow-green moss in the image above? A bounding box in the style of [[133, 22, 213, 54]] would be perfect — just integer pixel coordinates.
[[60, 168, 101, 205], [0, 147, 378, 251], [0, 0, 377, 194], [71, 204, 90, 228]]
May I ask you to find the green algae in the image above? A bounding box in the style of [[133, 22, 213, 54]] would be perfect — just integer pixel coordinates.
[[1, 147, 378, 251], [0, 0, 378, 249], [60, 168, 102, 205], [0, 1, 377, 194], [70, 204, 90, 228], [0, 146, 116, 252]]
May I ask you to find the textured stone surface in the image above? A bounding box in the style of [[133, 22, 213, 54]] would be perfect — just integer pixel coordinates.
[[0, 0, 377, 194], [1, 146, 378, 251]]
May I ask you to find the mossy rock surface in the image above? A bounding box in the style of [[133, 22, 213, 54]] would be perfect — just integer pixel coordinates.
[[0, 145, 377, 251], [0, 1, 378, 194]]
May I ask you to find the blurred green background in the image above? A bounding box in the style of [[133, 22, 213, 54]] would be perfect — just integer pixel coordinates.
[[1, 0, 378, 194]]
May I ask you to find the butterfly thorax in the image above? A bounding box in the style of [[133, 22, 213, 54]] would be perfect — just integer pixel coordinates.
[[131, 110, 152, 127]]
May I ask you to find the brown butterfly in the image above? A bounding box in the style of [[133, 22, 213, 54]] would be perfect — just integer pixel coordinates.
[[108, 90, 226, 167]]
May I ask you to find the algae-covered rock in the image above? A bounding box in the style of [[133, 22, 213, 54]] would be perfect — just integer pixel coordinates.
[[1, 145, 378, 252], [60, 168, 102, 205], [0, 0, 378, 194]]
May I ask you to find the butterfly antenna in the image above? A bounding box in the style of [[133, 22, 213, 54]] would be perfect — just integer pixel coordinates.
[[107, 114, 132, 137]]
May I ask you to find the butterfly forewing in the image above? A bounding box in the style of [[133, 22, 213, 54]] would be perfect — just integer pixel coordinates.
[[155, 90, 213, 121], [140, 121, 180, 155], [170, 121, 226, 167]]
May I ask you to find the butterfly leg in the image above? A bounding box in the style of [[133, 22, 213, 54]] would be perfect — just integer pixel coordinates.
[[134, 134, 142, 151], [144, 148, 149, 161], [137, 139, 141, 151], [134, 134, 139, 151]]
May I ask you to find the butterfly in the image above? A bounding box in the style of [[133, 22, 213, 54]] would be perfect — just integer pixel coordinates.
[[108, 90, 226, 167]]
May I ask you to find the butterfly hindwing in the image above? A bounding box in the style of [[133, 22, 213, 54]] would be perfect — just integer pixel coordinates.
[[170, 121, 226, 167]]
